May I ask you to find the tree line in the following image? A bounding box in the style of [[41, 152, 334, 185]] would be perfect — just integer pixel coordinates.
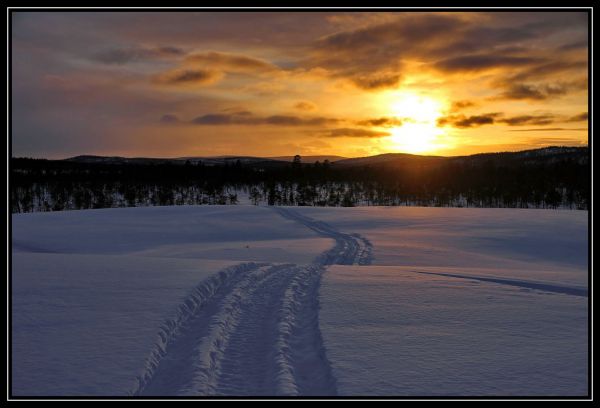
[[10, 150, 589, 213]]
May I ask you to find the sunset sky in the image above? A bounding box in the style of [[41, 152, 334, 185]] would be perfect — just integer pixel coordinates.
[[11, 10, 589, 159]]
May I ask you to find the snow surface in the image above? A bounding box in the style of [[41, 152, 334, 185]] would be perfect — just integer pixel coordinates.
[[11, 205, 588, 396]]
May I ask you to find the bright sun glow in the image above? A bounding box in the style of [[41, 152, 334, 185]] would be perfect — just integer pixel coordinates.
[[384, 92, 448, 154]]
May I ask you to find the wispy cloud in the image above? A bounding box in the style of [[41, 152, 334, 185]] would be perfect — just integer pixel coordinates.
[[154, 69, 223, 85], [435, 55, 541, 73], [566, 112, 588, 122], [190, 112, 340, 127], [437, 113, 501, 128], [356, 117, 403, 127], [318, 128, 392, 138], [437, 113, 585, 128], [450, 100, 476, 112], [185, 51, 279, 73], [294, 101, 317, 111], [508, 128, 587, 132], [498, 115, 556, 126], [92, 46, 186, 64]]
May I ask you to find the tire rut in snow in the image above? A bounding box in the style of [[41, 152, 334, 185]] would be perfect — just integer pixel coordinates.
[[132, 262, 269, 396], [133, 208, 370, 396], [179, 263, 297, 396], [273, 207, 374, 266]]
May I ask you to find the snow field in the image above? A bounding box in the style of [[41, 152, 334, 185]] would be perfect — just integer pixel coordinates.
[[11, 205, 588, 396]]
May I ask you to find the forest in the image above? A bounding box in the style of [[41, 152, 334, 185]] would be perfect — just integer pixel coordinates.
[[10, 147, 590, 212]]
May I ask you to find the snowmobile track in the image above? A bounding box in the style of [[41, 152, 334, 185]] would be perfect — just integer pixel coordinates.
[[133, 208, 373, 396]]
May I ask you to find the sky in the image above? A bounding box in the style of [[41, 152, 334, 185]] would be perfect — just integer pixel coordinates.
[[11, 10, 589, 159]]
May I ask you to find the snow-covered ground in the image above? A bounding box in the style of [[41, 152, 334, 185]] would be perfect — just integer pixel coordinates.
[[11, 206, 588, 396]]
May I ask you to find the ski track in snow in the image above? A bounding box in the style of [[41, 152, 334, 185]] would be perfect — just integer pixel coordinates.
[[417, 271, 588, 297], [133, 207, 373, 396]]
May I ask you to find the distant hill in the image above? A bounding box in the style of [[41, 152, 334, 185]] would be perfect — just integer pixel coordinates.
[[65, 155, 286, 167], [332, 146, 588, 168], [268, 155, 348, 163], [332, 153, 445, 167], [63, 146, 587, 169]]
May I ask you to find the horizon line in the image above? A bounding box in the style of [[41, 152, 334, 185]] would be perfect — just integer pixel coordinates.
[[10, 144, 589, 162]]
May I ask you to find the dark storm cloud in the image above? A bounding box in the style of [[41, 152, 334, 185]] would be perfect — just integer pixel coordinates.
[[319, 128, 391, 138], [93, 45, 186, 64], [434, 55, 542, 73], [191, 112, 340, 127]]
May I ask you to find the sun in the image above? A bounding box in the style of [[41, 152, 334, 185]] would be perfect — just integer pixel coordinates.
[[383, 91, 448, 154]]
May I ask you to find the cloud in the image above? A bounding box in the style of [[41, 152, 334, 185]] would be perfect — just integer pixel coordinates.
[[500, 84, 548, 100], [307, 12, 587, 91], [525, 137, 588, 146], [309, 14, 464, 89], [437, 113, 501, 128], [566, 112, 588, 122], [316, 14, 463, 52], [350, 73, 401, 90], [159, 114, 180, 123], [558, 40, 588, 51], [319, 128, 392, 138], [93, 46, 185, 64], [185, 51, 279, 73], [152, 51, 281, 89], [190, 111, 339, 127], [435, 54, 541, 73], [504, 61, 588, 83], [191, 114, 234, 125], [356, 117, 403, 127], [294, 101, 317, 111], [264, 115, 337, 126], [10, 11, 591, 159], [450, 100, 476, 111], [508, 128, 587, 132], [498, 114, 556, 126], [154, 69, 223, 85], [496, 78, 587, 100], [438, 112, 588, 129], [498, 83, 576, 100]]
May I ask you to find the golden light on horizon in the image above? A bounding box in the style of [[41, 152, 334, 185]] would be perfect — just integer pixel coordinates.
[[10, 12, 588, 159], [385, 92, 450, 154]]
